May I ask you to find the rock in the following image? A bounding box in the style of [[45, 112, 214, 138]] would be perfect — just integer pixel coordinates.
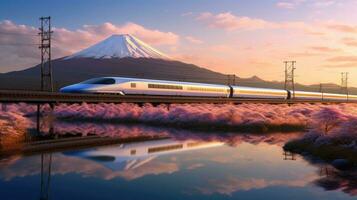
[[331, 159, 352, 170]]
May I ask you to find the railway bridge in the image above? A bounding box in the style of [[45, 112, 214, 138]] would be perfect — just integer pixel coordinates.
[[0, 90, 351, 104]]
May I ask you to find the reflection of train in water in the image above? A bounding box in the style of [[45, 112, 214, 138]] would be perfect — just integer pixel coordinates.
[[60, 77, 357, 101], [66, 138, 223, 170]]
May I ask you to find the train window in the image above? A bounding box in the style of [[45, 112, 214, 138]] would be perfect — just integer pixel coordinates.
[[148, 84, 183, 90], [187, 86, 225, 92], [148, 144, 183, 153], [81, 78, 116, 85], [131, 83, 136, 88]]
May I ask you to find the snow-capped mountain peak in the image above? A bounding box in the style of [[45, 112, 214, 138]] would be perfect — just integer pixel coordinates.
[[66, 34, 170, 60]]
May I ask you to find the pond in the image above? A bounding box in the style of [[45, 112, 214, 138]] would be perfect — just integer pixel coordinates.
[[0, 123, 355, 200]]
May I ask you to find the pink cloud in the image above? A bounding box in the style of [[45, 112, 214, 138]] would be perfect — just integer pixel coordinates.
[[185, 36, 203, 44], [276, 2, 297, 9], [195, 12, 314, 33], [326, 24, 357, 33], [196, 12, 275, 31], [276, 0, 336, 9], [309, 46, 340, 53], [341, 37, 357, 47], [327, 56, 357, 62]]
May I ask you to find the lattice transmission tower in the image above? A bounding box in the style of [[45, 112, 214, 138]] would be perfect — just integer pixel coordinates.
[[39, 16, 53, 92], [284, 61, 296, 98]]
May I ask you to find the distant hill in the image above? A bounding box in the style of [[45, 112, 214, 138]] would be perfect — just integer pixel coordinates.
[[0, 34, 354, 94]]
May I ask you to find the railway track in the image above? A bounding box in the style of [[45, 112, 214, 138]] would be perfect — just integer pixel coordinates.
[[0, 89, 350, 104]]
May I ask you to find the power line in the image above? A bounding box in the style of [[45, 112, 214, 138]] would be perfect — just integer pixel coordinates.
[[0, 43, 39, 46], [0, 31, 38, 36]]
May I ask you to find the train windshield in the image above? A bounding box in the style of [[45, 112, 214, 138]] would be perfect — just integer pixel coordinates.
[[81, 78, 116, 85]]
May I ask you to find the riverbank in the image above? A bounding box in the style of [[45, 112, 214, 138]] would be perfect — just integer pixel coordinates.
[[284, 107, 357, 167]]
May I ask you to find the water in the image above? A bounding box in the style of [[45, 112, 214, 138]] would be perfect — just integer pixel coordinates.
[[0, 123, 356, 200]]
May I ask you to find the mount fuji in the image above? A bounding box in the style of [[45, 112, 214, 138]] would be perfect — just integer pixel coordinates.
[[66, 34, 170, 60]]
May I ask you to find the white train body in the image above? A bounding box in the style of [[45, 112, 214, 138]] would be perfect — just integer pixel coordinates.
[[322, 93, 348, 101], [348, 94, 357, 101], [60, 77, 230, 97], [292, 91, 323, 100], [232, 86, 288, 99], [60, 76, 356, 102]]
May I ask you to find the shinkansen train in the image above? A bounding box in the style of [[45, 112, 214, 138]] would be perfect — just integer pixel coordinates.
[[60, 77, 357, 101]]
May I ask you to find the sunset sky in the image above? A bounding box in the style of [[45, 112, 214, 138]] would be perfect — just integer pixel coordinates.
[[1, 0, 357, 86]]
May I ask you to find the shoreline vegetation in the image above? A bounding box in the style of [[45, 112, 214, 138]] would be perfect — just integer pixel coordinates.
[[284, 107, 357, 167]]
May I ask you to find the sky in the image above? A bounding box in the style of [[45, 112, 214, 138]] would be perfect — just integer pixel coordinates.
[[1, 0, 357, 86]]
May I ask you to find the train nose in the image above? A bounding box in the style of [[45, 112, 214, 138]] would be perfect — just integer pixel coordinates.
[[60, 84, 97, 93]]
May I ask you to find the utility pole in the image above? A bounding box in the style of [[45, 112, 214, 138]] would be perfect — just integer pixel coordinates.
[[40, 153, 52, 200], [226, 74, 236, 85], [284, 61, 296, 98], [319, 83, 323, 92], [319, 83, 323, 100], [341, 72, 348, 96], [39, 16, 53, 92]]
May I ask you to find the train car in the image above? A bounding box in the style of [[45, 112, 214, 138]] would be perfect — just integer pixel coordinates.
[[60, 77, 231, 97], [323, 93, 347, 101], [231, 86, 288, 99], [347, 94, 357, 102], [290, 91, 323, 100]]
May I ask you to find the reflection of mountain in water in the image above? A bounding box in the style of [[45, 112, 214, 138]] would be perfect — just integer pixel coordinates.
[[65, 138, 223, 171]]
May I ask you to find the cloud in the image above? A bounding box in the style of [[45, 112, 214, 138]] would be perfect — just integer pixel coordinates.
[[0, 20, 42, 71], [276, 0, 306, 9], [0, 20, 179, 72], [327, 56, 357, 62], [324, 56, 357, 68], [309, 46, 340, 53], [341, 37, 357, 47], [276, 0, 336, 9], [185, 36, 203, 44], [312, 0, 336, 8], [322, 62, 357, 68], [326, 24, 357, 33], [181, 12, 193, 17], [276, 2, 298, 9], [196, 12, 276, 31], [79, 22, 179, 46], [195, 12, 315, 33], [0, 153, 179, 181], [196, 176, 314, 195]]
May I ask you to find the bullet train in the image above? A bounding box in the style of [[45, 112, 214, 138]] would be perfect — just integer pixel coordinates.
[[60, 77, 357, 101]]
